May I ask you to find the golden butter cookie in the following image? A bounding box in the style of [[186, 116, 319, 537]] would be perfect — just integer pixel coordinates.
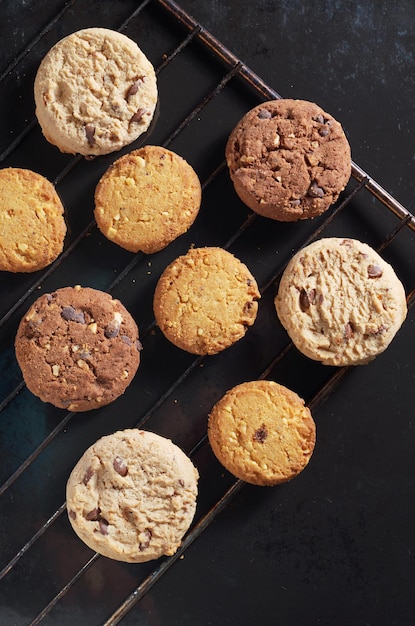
[[275, 237, 407, 366], [208, 380, 316, 486], [225, 99, 351, 221], [15, 286, 141, 411], [94, 146, 202, 254], [34, 28, 157, 156], [66, 429, 199, 562], [0, 167, 66, 273], [153, 247, 260, 355]]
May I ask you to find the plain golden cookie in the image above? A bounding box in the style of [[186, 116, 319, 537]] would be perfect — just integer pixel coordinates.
[[0, 167, 66, 273], [225, 99, 351, 221], [208, 380, 316, 486], [94, 146, 202, 253], [66, 429, 199, 562], [153, 246, 260, 355], [34, 28, 157, 156], [275, 237, 407, 366]]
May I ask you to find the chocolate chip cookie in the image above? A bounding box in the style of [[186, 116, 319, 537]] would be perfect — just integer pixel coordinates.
[[94, 145, 202, 254], [208, 380, 316, 486], [225, 99, 351, 221], [34, 28, 157, 156], [15, 285, 141, 411], [153, 247, 260, 355], [66, 428, 199, 562], [275, 237, 407, 366], [0, 167, 66, 273]]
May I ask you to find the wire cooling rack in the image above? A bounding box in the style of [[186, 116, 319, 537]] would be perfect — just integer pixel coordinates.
[[0, 1, 414, 624]]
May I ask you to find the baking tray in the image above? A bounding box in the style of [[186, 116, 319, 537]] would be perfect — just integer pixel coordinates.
[[1, 1, 415, 625]]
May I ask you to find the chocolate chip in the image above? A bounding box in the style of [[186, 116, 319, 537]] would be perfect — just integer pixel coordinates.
[[113, 456, 128, 476], [130, 108, 146, 123], [345, 322, 354, 340], [104, 320, 120, 339], [83, 466, 94, 485], [139, 529, 152, 551], [68, 510, 76, 520], [308, 288, 316, 304], [299, 288, 310, 311], [178, 479, 185, 488], [85, 124, 96, 146], [99, 518, 109, 535], [244, 301, 254, 313], [313, 114, 324, 124], [308, 181, 325, 198], [86, 507, 101, 521], [25, 319, 42, 338], [62, 306, 85, 324], [319, 126, 330, 137], [291, 199, 301, 206], [258, 108, 272, 119], [367, 264, 383, 278], [126, 82, 139, 98], [253, 424, 268, 443], [121, 335, 132, 346], [136, 339, 143, 351]]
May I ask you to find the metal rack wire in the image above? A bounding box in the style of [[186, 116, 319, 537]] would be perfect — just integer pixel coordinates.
[[0, 1, 414, 624]]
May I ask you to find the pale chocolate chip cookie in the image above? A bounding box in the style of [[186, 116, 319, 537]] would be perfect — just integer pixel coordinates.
[[94, 145, 202, 253], [208, 380, 316, 486], [225, 99, 351, 221], [15, 285, 141, 411], [66, 428, 199, 562], [153, 246, 260, 355], [34, 28, 157, 156], [275, 237, 407, 366], [0, 167, 66, 273]]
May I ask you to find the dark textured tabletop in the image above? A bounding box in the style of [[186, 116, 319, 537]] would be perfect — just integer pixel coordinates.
[[0, 2, 414, 625]]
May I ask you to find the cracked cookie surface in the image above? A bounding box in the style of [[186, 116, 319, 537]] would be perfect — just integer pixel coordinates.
[[34, 28, 157, 156], [94, 145, 201, 253], [225, 99, 351, 221], [66, 429, 199, 562], [0, 167, 66, 272], [15, 285, 141, 411], [275, 237, 407, 366], [153, 246, 260, 355], [208, 380, 316, 486]]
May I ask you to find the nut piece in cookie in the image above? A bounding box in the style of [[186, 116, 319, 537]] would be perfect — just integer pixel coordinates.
[[0, 167, 66, 273], [274, 237, 407, 366], [94, 146, 202, 253], [66, 429, 199, 562], [15, 285, 141, 411], [34, 28, 158, 156], [153, 246, 260, 355], [208, 380, 316, 486], [225, 99, 351, 221]]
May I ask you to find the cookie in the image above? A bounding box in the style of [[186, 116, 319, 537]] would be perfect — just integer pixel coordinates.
[[94, 146, 202, 254], [0, 167, 66, 273], [208, 380, 316, 486], [153, 247, 260, 355], [66, 428, 199, 562], [225, 99, 351, 221], [34, 28, 157, 156], [15, 285, 141, 411], [275, 237, 407, 366]]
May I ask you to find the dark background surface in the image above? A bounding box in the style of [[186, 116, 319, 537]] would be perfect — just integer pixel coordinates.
[[0, 1, 414, 625]]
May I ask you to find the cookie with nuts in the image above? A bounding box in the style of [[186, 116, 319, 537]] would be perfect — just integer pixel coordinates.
[[94, 146, 202, 254], [275, 237, 407, 366], [66, 428, 199, 562], [34, 28, 157, 156], [0, 167, 66, 273], [208, 380, 316, 486], [225, 99, 351, 221], [15, 286, 141, 411], [153, 246, 260, 355]]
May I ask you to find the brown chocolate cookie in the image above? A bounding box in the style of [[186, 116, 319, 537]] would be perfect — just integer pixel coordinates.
[[15, 285, 141, 411], [225, 99, 351, 221]]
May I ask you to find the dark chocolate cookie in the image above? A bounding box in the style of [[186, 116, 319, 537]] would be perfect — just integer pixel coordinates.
[[15, 285, 141, 411], [225, 99, 351, 221]]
